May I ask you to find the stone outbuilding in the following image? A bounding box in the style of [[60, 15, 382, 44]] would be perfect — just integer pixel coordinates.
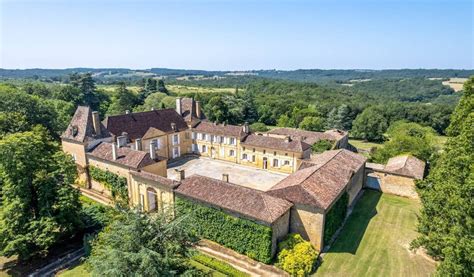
[[267, 149, 366, 251], [365, 155, 425, 199]]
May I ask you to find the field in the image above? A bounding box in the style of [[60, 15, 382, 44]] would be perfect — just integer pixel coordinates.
[[315, 190, 436, 276], [167, 84, 237, 95], [442, 77, 468, 92]]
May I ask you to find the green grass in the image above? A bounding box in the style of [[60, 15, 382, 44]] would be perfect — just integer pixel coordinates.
[[191, 253, 249, 277], [315, 190, 436, 277], [349, 139, 383, 152], [168, 84, 238, 95], [58, 263, 90, 277]]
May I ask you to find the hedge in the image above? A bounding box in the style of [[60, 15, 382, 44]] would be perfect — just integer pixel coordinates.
[[323, 192, 349, 245], [276, 234, 318, 277], [175, 197, 273, 263], [191, 253, 249, 277], [89, 166, 128, 204]]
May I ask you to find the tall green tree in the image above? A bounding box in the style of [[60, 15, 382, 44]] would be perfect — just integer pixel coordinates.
[[88, 210, 199, 276], [325, 104, 352, 130], [299, 116, 324, 131], [351, 106, 388, 142], [0, 127, 82, 260], [413, 77, 473, 276], [106, 83, 138, 116], [157, 79, 168, 94]]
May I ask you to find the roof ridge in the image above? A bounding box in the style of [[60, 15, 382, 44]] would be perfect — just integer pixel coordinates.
[[298, 150, 343, 185]]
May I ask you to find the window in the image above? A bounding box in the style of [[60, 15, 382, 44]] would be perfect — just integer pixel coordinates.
[[242, 153, 248, 160], [154, 138, 162, 149], [219, 136, 224, 143], [263, 150, 266, 154], [220, 147, 225, 157], [192, 132, 197, 139], [185, 132, 191, 139], [140, 194, 145, 211], [198, 133, 203, 140], [253, 148, 255, 152], [285, 153, 288, 156], [210, 135, 214, 142], [173, 134, 179, 145], [202, 134, 207, 141], [284, 160, 290, 166], [192, 144, 198, 152], [173, 147, 180, 158], [273, 159, 279, 167], [243, 147, 246, 151], [202, 145, 207, 153], [230, 138, 236, 145], [274, 151, 276, 156], [252, 155, 256, 162], [229, 149, 235, 156]]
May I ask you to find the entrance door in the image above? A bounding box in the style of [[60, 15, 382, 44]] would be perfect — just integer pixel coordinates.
[[263, 157, 268, 169]]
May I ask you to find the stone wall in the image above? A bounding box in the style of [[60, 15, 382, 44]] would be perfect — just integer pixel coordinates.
[[289, 204, 325, 252], [270, 211, 291, 257], [365, 171, 418, 199], [346, 164, 366, 206]]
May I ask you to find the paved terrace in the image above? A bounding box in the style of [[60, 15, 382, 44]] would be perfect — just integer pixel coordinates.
[[167, 156, 288, 191]]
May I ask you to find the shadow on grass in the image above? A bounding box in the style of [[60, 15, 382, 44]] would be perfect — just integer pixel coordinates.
[[326, 189, 382, 254]]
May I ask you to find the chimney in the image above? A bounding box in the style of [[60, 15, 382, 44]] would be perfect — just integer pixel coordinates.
[[242, 122, 249, 134], [135, 138, 142, 151], [285, 136, 292, 143], [151, 107, 155, 111], [117, 135, 127, 147], [196, 101, 202, 119], [112, 142, 118, 160], [92, 111, 101, 136], [190, 99, 195, 117], [171, 122, 177, 131], [222, 173, 229, 182], [149, 141, 156, 160], [179, 169, 185, 181], [176, 97, 182, 115]]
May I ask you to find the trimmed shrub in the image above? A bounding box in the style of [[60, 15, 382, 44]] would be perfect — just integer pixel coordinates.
[[324, 192, 349, 244], [276, 234, 318, 276], [311, 139, 334, 153], [192, 253, 249, 277], [89, 166, 128, 205], [175, 197, 273, 263]]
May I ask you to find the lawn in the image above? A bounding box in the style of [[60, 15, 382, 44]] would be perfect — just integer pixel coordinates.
[[349, 139, 383, 152], [167, 84, 238, 95], [58, 263, 89, 277], [315, 190, 436, 277]]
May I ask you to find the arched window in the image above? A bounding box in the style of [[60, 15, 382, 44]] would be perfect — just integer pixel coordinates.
[[147, 187, 158, 212]]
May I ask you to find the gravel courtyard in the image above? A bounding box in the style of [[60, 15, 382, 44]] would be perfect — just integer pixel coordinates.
[[167, 156, 288, 191]]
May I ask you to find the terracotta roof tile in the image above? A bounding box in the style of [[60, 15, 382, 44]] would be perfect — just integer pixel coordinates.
[[193, 121, 244, 137], [385, 155, 425, 180], [268, 150, 366, 210], [241, 134, 311, 152], [61, 106, 111, 143], [104, 109, 188, 140], [87, 142, 163, 169], [130, 171, 179, 189], [175, 175, 292, 224]]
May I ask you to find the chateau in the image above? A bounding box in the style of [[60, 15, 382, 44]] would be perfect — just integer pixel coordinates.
[[61, 98, 424, 259]]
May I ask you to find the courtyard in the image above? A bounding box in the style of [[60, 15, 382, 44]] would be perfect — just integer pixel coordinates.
[[167, 156, 288, 191]]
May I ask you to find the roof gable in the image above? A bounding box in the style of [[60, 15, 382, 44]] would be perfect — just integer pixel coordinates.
[[385, 155, 425, 180], [61, 106, 110, 143]]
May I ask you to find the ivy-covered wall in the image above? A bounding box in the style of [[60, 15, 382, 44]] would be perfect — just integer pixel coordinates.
[[89, 166, 128, 204], [175, 197, 274, 263], [323, 192, 348, 245]]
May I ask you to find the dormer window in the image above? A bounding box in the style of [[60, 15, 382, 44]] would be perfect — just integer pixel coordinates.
[[71, 125, 78, 137]]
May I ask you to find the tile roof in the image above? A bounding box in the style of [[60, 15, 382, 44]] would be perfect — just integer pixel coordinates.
[[385, 155, 425, 180], [61, 106, 111, 143], [267, 128, 347, 145], [267, 150, 366, 210], [193, 121, 245, 137], [241, 134, 311, 153], [130, 171, 179, 189], [103, 109, 188, 140], [175, 174, 292, 224], [87, 142, 163, 169]]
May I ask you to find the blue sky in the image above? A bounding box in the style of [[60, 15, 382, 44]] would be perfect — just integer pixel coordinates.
[[1, 0, 472, 70]]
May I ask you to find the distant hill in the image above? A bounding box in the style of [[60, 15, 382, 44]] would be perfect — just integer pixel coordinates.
[[1, 68, 472, 83]]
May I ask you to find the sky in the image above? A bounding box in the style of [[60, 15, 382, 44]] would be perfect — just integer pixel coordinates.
[[1, 0, 473, 70]]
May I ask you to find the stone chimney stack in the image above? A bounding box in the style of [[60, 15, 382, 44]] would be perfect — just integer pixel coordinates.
[[285, 136, 292, 143], [117, 135, 127, 147], [196, 101, 202, 119], [176, 97, 182, 115], [112, 142, 118, 160], [149, 141, 156, 160], [179, 169, 185, 181], [242, 122, 249, 134], [135, 138, 142, 151], [171, 122, 177, 131], [92, 111, 101, 136], [222, 173, 229, 182]]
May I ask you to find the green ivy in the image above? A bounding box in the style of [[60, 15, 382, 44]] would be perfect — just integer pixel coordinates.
[[89, 166, 128, 205], [175, 197, 273, 263], [323, 192, 348, 245]]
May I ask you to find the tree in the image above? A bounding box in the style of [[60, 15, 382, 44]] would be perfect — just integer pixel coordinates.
[[250, 122, 269, 132], [299, 116, 324, 131], [144, 78, 157, 93], [157, 79, 168, 94], [325, 104, 352, 130], [106, 83, 138, 116], [277, 114, 291, 127], [134, 92, 168, 112], [412, 77, 473, 276], [0, 126, 82, 260], [372, 121, 436, 163], [87, 210, 199, 276], [351, 106, 388, 142]]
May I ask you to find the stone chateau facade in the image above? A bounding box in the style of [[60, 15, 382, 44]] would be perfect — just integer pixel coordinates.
[[61, 97, 424, 255]]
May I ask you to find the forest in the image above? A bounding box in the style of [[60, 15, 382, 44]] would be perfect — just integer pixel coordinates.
[[0, 70, 472, 276]]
